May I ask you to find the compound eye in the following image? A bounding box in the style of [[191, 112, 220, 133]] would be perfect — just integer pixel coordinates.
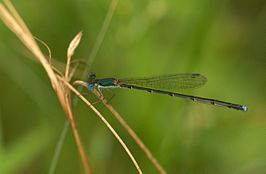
[[88, 72, 96, 81], [87, 84, 94, 90]]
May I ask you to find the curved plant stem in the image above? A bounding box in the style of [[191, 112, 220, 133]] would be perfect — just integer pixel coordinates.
[[74, 80, 167, 174], [50, 0, 119, 172], [95, 91, 167, 174], [0, 2, 92, 173], [59, 76, 143, 174]]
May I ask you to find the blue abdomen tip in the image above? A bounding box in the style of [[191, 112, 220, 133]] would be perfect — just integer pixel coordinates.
[[242, 105, 248, 112]]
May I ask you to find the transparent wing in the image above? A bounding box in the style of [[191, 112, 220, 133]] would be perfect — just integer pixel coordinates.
[[119, 73, 207, 92]]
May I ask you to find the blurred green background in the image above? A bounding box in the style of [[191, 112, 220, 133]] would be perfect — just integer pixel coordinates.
[[0, 0, 266, 173]]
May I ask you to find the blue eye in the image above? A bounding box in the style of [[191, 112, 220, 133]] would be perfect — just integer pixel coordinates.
[[87, 84, 94, 90]]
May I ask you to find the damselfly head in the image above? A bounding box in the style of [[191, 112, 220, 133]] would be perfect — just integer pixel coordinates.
[[87, 72, 97, 90], [88, 72, 96, 82]]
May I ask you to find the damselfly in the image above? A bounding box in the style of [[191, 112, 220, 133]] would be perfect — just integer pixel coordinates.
[[84, 72, 247, 112]]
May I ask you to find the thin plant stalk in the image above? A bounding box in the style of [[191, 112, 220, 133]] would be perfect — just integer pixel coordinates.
[[58, 76, 143, 174], [74, 80, 167, 174], [0, 2, 92, 174], [98, 93, 167, 174], [50, 0, 120, 172]]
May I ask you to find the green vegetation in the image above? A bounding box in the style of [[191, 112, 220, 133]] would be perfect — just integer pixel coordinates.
[[0, 0, 265, 173]]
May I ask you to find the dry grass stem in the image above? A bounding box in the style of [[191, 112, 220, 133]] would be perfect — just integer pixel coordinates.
[[74, 80, 167, 173], [59, 76, 143, 174], [1, 0, 147, 173], [93, 91, 167, 174], [0, 2, 60, 93], [0, 2, 92, 174], [33, 36, 52, 64]]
